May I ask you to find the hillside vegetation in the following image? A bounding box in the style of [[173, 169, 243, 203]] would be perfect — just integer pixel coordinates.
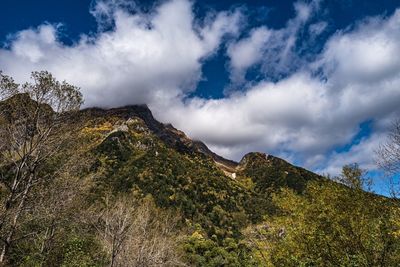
[[0, 72, 399, 266]]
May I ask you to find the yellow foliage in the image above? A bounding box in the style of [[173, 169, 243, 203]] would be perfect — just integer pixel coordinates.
[[191, 231, 204, 239], [81, 121, 113, 134], [238, 176, 255, 190]]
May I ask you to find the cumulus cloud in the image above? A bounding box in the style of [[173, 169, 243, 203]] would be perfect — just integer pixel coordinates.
[[0, 0, 241, 107], [317, 11, 400, 86], [1, 0, 400, 177]]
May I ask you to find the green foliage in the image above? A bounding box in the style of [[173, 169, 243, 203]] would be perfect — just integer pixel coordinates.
[[7, 224, 107, 267], [93, 128, 258, 239], [238, 152, 321, 194], [60, 236, 106, 267], [244, 180, 400, 266], [183, 231, 258, 267]]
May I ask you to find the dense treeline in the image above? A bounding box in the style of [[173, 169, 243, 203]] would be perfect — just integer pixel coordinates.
[[1, 71, 400, 266]]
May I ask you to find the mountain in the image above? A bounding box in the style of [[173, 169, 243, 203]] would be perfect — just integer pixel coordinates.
[[78, 104, 322, 230], [82, 104, 321, 185], [1, 95, 399, 266]]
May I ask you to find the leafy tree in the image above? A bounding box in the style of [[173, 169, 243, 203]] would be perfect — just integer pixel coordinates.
[[335, 163, 372, 191], [0, 71, 83, 263]]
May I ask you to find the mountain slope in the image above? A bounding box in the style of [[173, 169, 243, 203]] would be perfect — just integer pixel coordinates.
[[2, 95, 398, 266], [72, 104, 324, 264], [78, 107, 318, 223]]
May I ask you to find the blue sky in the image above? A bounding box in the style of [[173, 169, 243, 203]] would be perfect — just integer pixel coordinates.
[[1, 0, 400, 194]]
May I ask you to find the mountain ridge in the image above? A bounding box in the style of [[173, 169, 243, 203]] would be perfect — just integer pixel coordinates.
[[80, 104, 313, 180]]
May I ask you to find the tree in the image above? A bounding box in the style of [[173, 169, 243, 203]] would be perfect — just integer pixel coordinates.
[[93, 196, 135, 267], [28, 151, 95, 266], [335, 163, 371, 191], [0, 71, 83, 263], [377, 120, 400, 197], [92, 195, 184, 267]]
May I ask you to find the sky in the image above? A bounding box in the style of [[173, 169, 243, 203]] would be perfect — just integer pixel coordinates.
[[1, 0, 400, 194]]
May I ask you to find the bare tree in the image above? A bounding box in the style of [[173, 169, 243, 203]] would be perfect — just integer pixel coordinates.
[[93, 196, 135, 267], [0, 71, 83, 263], [122, 200, 184, 267], [93, 196, 184, 267], [376, 120, 400, 197]]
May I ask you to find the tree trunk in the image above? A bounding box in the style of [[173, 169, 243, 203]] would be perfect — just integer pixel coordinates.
[[0, 243, 6, 263], [0, 173, 34, 263]]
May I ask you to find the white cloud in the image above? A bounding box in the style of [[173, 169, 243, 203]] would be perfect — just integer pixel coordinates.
[[318, 11, 400, 86], [154, 72, 356, 161], [227, 27, 271, 82], [0, 0, 241, 107]]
